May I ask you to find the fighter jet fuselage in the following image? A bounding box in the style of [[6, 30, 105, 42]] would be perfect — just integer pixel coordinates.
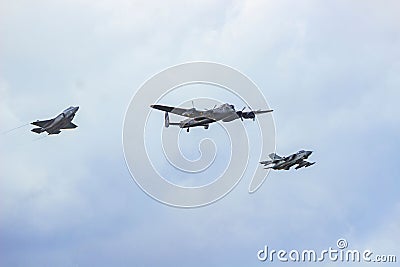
[[260, 150, 315, 170], [31, 106, 79, 135]]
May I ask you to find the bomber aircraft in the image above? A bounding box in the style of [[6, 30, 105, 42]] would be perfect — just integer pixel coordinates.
[[150, 103, 273, 132], [260, 150, 315, 170], [31, 106, 79, 135]]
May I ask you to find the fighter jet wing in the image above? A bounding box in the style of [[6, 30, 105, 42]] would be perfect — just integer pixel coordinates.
[[62, 122, 78, 129], [295, 160, 315, 169], [150, 105, 204, 118], [31, 119, 53, 128]]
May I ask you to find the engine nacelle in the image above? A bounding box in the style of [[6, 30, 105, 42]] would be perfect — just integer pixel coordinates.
[[242, 111, 255, 119]]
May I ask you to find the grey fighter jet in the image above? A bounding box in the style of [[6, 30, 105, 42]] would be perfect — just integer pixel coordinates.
[[260, 150, 315, 170], [150, 103, 273, 132], [31, 106, 79, 135]]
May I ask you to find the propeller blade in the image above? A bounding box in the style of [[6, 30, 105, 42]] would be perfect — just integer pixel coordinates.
[[237, 107, 245, 121]]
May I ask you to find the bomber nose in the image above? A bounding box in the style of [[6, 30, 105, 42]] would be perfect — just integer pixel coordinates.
[[74, 106, 79, 112], [306, 151, 313, 157]]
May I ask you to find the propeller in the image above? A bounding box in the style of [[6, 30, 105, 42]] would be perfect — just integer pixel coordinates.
[[244, 104, 256, 121], [237, 106, 256, 121], [236, 106, 246, 121]]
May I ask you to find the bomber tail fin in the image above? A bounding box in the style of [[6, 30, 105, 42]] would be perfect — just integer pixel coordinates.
[[164, 112, 180, 127], [164, 112, 170, 128]]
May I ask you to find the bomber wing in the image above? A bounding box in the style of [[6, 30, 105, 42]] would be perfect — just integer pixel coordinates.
[[31, 119, 53, 128], [190, 117, 216, 126], [251, 109, 273, 115], [193, 116, 214, 121], [151, 105, 205, 118], [236, 109, 273, 120]]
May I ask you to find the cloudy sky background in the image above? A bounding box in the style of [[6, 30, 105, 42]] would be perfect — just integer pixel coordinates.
[[1, 0, 399, 266]]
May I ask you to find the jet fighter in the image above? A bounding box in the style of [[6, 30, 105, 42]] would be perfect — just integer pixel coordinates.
[[150, 103, 273, 132], [260, 150, 315, 170], [31, 106, 79, 135]]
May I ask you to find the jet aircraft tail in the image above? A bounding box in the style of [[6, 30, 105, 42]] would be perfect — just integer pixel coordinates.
[[269, 153, 282, 160], [31, 127, 44, 134]]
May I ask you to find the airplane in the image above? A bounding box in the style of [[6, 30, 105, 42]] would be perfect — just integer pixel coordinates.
[[260, 150, 315, 170], [31, 106, 79, 135], [150, 103, 273, 132]]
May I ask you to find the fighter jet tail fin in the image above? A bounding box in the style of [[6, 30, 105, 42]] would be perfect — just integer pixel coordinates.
[[31, 128, 44, 134], [269, 153, 282, 160], [305, 162, 316, 168], [48, 130, 61, 135]]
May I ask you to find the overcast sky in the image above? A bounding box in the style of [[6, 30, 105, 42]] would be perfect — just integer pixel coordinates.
[[1, 0, 399, 266]]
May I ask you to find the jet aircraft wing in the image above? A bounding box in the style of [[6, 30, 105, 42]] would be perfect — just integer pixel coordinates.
[[151, 105, 204, 118], [31, 119, 53, 128], [62, 122, 78, 129]]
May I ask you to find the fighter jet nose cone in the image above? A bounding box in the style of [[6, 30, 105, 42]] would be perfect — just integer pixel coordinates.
[[75, 106, 79, 111]]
